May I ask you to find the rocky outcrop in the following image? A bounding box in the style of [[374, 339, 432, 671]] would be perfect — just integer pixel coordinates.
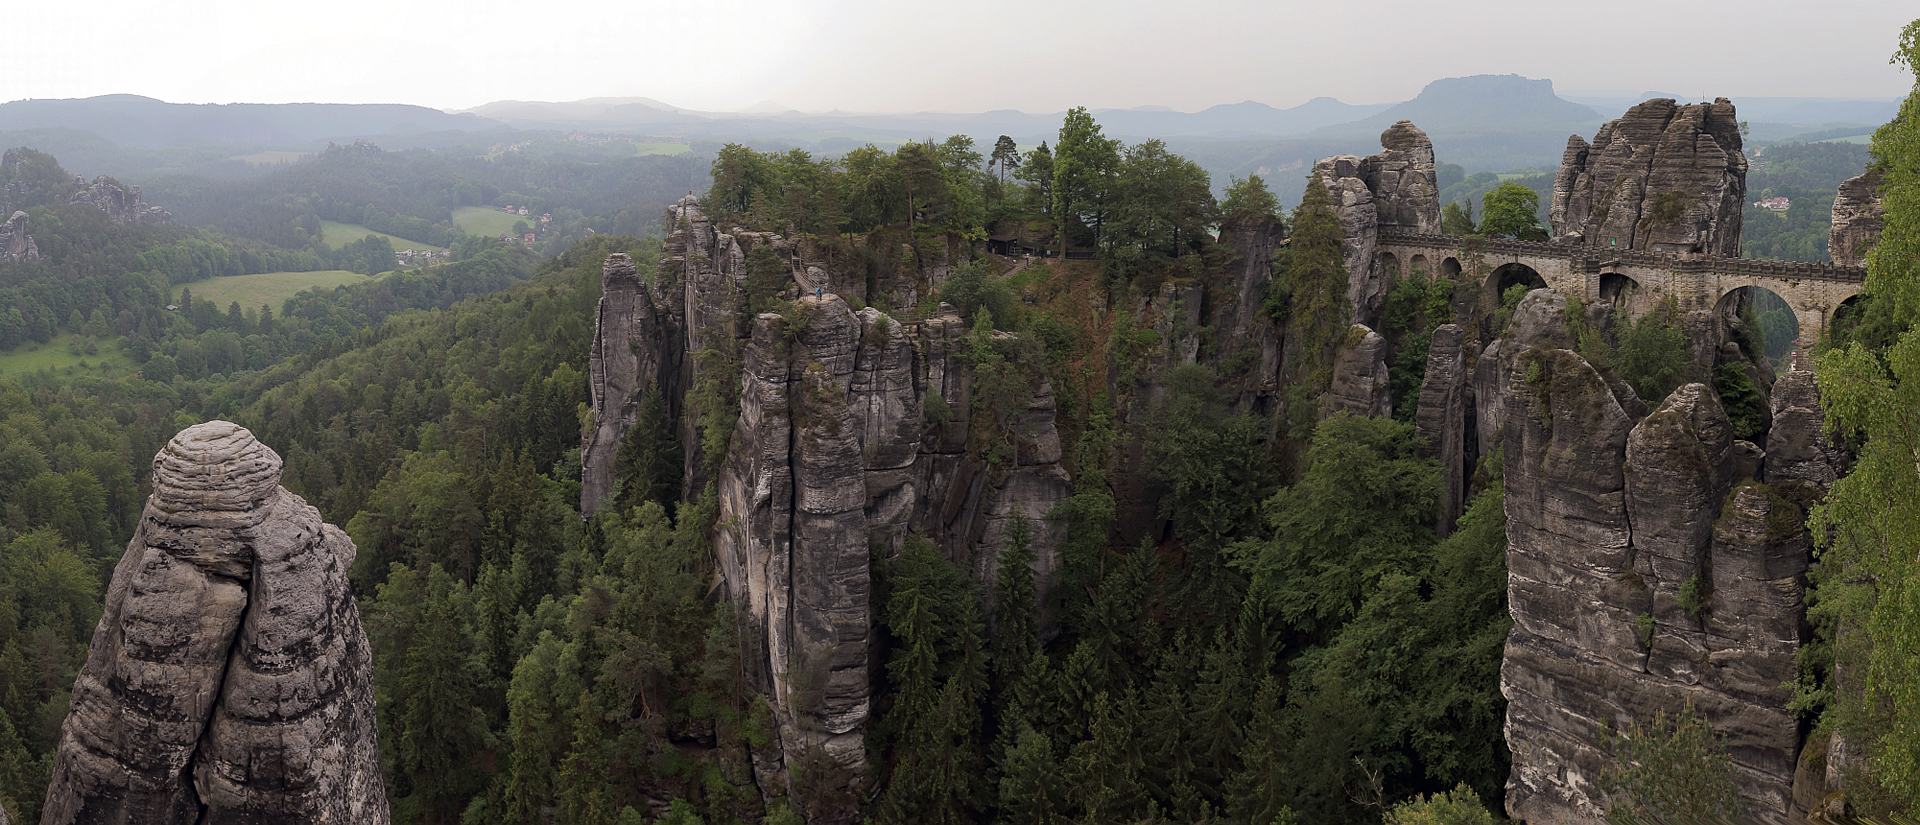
[[1415, 324, 1470, 534], [1499, 295, 1810, 825], [582, 253, 668, 517], [585, 200, 1071, 813], [1314, 120, 1443, 327], [1212, 213, 1287, 415], [70, 176, 170, 225], [1325, 324, 1391, 418], [2, 211, 38, 263], [1314, 157, 1384, 327], [1549, 98, 1746, 256], [717, 296, 875, 797], [41, 421, 388, 825], [1828, 167, 1885, 267], [1762, 368, 1845, 487], [1361, 121, 1442, 235]]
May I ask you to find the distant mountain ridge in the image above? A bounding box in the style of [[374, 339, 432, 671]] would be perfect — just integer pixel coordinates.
[[0, 95, 502, 148]]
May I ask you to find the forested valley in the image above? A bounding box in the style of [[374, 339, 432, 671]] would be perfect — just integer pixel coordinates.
[[2, 25, 1920, 824]]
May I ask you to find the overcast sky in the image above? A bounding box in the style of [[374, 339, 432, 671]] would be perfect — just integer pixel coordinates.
[[7, 1, 1915, 113]]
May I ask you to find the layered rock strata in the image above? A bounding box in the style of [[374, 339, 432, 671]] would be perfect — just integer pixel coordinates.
[[585, 197, 1068, 814], [1361, 121, 1443, 235], [1828, 167, 1885, 267], [1498, 291, 1813, 825], [1549, 98, 1746, 256], [3, 211, 38, 263], [1313, 120, 1443, 328], [1324, 324, 1391, 418], [42, 421, 388, 825]]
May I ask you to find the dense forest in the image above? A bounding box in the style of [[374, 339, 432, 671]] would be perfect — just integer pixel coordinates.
[[1742, 141, 1877, 262], [2, 23, 1920, 823]]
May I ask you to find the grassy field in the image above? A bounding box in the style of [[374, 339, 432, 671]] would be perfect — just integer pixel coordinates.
[[633, 142, 691, 155], [319, 220, 443, 253], [178, 270, 376, 311], [452, 206, 535, 238], [0, 333, 139, 378]]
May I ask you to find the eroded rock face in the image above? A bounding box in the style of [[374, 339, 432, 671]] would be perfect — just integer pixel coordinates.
[[1500, 304, 1811, 824], [1415, 324, 1470, 535], [1325, 324, 1391, 418], [1212, 213, 1287, 415], [1829, 167, 1885, 267], [1315, 156, 1386, 328], [69, 176, 170, 225], [3, 211, 38, 263], [1361, 121, 1442, 235], [1763, 368, 1845, 487], [582, 252, 668, 517], [1314, 119, 1443, 327], [42, 421, 388, 825], [1550, 98, 1746, 256]]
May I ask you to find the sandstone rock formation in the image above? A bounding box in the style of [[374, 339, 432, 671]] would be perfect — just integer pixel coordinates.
[[717, 295, 875, 787], [1549, 98, 1746, 256], [41, 421, 388, 825], [3, 211, 38, 263], [1415, 323, 1470, 535], [1314, 120, 1443, 327], [1361, 121, 1443, 235], [1324, 324, 1391, 418], [1828, 167, 1885, 267], [69, 176, 169, 225], [582, 252, 668, 517], [1212, 212, 1287, 415], [1498, 292, 1810, 825], [1314, 157, 1384, 327], [586, 197, 1068, 814], [1762, 368, 1846, 487]]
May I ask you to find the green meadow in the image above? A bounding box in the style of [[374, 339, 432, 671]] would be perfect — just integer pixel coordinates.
[[319, 220, 443, 253], [176, 269, 377, 311], [0, 333, 139, 378]]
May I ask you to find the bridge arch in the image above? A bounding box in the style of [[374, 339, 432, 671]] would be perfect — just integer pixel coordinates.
[[1599, 272, 1644, 316], [1716, 285, 1800, 367], [1486, 262, 1548, 302], [1441, 257, 1462, 281], [1707, 276, 1860, 348], [1377, 251, 1402, 282], [1410, 254, 1430, 279]]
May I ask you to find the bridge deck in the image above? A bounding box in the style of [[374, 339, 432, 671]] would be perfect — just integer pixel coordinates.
[[1377, 232, 1867, 284]]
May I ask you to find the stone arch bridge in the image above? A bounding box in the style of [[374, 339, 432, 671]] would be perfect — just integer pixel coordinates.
[[1375, 232, 1866, 341]]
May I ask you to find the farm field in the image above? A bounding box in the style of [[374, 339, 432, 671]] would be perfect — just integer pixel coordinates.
[[319, 220, 443, 253], [178, 270, 378, 312], [452, 206, 534, 238], [0, 333, 139, 378], [632, 142, 691, 155]]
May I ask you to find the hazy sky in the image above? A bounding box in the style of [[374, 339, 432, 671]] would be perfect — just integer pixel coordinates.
[[8, 1, 1916, 112]]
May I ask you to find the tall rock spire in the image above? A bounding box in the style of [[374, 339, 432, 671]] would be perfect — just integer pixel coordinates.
[[41, 421, 389, 825]]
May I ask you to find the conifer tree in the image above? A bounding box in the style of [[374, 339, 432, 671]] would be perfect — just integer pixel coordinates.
[[1286, 175, 1352, 392]]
